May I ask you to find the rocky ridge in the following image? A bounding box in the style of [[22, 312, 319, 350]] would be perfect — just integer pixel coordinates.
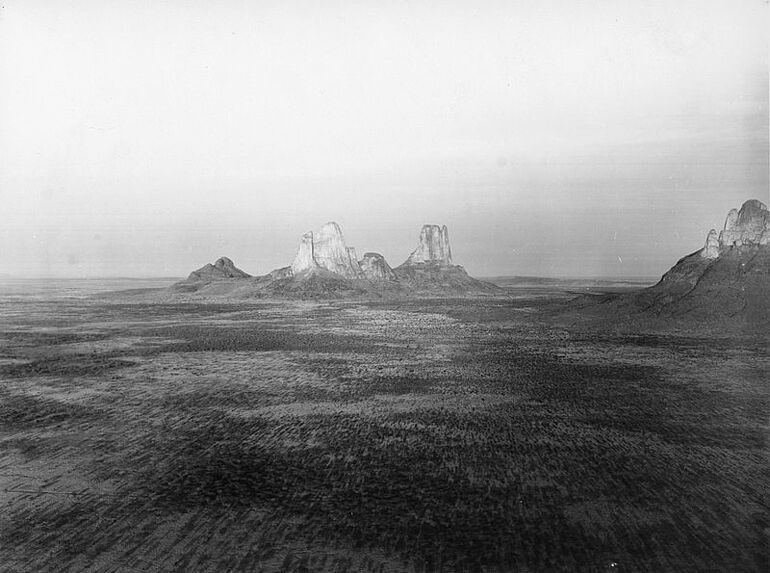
[[571, 199, 770, 332]]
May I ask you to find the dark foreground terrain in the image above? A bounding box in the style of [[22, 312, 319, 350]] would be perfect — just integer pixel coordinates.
[[0, 279, 767, 572]]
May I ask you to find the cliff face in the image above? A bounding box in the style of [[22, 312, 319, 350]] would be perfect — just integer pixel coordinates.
[[291, 232, 317, 275], [404, 225, 453, 266], [290, 222, 364, 279], [701, 199, 769, 259]]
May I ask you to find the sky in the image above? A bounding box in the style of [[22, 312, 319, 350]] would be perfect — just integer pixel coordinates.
[[0, 0, 767, 278]]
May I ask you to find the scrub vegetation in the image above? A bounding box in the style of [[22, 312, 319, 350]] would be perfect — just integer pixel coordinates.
[[0, 281, 767, 572]]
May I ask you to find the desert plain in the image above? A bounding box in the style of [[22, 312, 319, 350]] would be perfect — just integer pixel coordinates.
[[0, 278, 767, 572]]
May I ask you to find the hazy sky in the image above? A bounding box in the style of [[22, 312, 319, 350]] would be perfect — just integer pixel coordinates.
[[1, 0, 767, 278]]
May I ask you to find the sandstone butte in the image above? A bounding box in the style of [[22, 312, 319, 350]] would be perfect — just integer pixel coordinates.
[[285, 221, 464, 281], [174, 221, 500, 296]]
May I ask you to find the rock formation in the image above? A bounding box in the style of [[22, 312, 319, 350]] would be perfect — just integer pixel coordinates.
[[576, 199, 770, 332], [268, 266, 293, 280], [405, 225, 453, 266], [290, 222, 363, 279], [173, 222, 499, 298], [359, 252, 397, 281], [393, 224, 500, 294], [291, 232, 317, 275], [715, 199, 769, 250], [701, 229, 720, 259], [347, 248, 359, 269], [186, 257, 250, 281]]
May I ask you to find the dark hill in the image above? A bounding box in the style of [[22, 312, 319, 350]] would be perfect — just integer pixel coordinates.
[[560, 200, 770, 333]]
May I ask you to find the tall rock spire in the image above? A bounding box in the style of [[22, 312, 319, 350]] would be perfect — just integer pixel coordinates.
[[291, 232, 317, 275], [404, 224, 453, 266]]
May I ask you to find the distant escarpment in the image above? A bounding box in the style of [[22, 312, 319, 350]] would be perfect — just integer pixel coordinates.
[[171, 222, 500, 298], [567, 199, 770, 332]]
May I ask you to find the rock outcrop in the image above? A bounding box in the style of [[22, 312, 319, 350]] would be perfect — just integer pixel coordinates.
[[268, 266, 293, 280], [574, 199, 770, 332], [359, 252, 397, 281], [291, 232, 318, 275], [405, 225, 453, 266], [701, 229, 720, 259], [173, 222, 500, 298], [186, 257, 250, 281], [393, 224, 500, 294], [715, 199, 769, 249], [290, 222, 363, 279], [171, 256, 252, 293]]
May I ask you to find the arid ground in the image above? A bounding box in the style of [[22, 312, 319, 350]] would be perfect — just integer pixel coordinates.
[[0, 279, 767, 572]]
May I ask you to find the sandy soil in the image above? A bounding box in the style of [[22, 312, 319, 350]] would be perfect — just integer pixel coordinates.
[[0, 281, 767, 572]]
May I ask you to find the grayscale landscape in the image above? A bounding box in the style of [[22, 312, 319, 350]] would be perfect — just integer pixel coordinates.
[[1, 1, 768, 572], [1, 199, 768, 572], [0, 279, 766, 572]]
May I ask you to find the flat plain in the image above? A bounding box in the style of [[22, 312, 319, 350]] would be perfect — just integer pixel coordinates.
[[0, 279, 767, 572]]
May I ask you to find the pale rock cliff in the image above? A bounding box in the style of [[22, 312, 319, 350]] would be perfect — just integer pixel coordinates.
[[347, 247, 360, 272], [701, 200, 770, 258], [717, 199, 769, 248], [291, 232, 318, 275], [700, 229, 720, 259], [394, 224, 500, 293], [290, 222, 363, 279], [404, 225, 453, 266]]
